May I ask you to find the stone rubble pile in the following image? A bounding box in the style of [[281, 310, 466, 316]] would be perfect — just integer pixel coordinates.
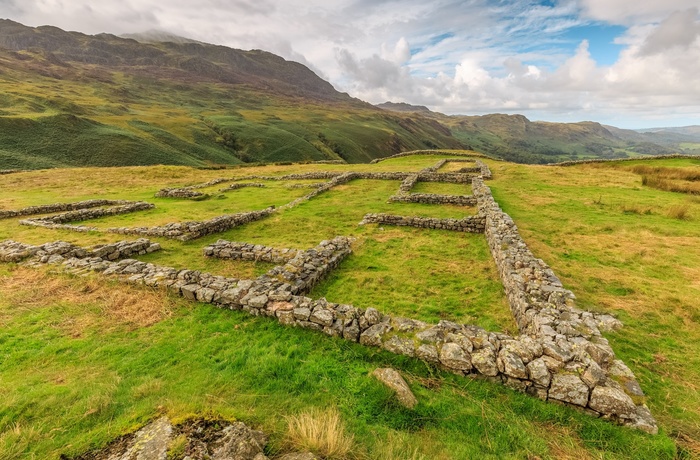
[[108, 207, 275, 241], [18, 201, 154, 230]]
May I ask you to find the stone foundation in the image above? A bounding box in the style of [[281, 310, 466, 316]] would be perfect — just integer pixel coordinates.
[[219, 183, 266, 192], [0, 233, 656, 433], [19, 201, 154, 231], [0, 199, 143, 220], [0, 156, 658, 433], [108, 207, 275, 241], [360, 213, 485, 232], [388, 194, 477, 206]]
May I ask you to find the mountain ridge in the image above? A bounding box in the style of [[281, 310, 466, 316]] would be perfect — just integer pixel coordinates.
[[0, 19, 697, 168]]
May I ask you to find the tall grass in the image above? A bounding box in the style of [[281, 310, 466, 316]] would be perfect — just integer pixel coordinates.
[[285, 408, 355, 459], [633, 165, 700, 194]]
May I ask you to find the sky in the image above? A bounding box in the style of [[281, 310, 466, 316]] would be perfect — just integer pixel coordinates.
[[1, 0, 699, 128]]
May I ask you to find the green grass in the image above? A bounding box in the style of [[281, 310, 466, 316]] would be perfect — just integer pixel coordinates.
[[0, 53, 464, 168], [488, 159, 700, 452], [0, 268, 676, 459], [411, 181, 473, 196], [0, 156, 698, 458]]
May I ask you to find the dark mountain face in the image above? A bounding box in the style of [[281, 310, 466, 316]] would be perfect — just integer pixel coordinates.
[[0, 19, 346, 102]]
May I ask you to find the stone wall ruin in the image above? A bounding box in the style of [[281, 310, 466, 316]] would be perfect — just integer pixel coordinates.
[[0, 152, 657, 433]]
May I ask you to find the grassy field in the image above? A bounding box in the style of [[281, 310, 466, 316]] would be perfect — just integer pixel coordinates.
[[0, 155, 698, 459]]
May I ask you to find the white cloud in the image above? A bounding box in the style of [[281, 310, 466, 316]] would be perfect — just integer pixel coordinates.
[[577, 0, 700, 23]]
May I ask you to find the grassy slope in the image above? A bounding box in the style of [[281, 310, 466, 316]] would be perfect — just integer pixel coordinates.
[[1, 155, 698, 458], [0, 50, 463, 169]]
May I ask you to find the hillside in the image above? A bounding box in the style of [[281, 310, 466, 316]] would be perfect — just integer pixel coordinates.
[[0, 20, 463, 168], [377, 104, 689, 163], [1, 20, 694, 169]]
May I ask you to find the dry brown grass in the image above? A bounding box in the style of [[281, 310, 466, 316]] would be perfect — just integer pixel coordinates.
[[667, 204, 692, 220], [631, 165, 700, 182], [285, 407, 355, 459], [0, 267, 171, 333]]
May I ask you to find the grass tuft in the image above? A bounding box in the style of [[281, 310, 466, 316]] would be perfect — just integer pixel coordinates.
[[667, 204, 691, 220], [285, 408, 355, 459]]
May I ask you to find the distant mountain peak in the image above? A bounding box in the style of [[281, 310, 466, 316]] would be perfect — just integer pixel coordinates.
[[121, 30, 204, 45], [376, 101, 433, 113]]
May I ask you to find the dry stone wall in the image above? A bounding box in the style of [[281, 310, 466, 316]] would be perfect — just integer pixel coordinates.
[[0, 232, 656, 433], [387, 160, 479, 205], [360, 213, 485, 233], [108, 207, 275, 241], [370, 150, 491, 163], [219, 183, 266, 192], [552, 154, 698, 167], [0, 199, 141, 220], [0, 238, 160, 264], [0, 156, 658, 433], [204, 240, 303, 264], [155, 188, 204, 199], [19, 201, 154, 230], [389, 194, 477, 206]]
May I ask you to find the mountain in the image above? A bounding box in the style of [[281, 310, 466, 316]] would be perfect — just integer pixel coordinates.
[[0, 20, 462, 168], [121, 30, 206, 45], [376, 101, 433, 113], [0, 20, 693, 169]]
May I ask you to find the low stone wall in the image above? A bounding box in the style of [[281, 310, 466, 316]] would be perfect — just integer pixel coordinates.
[[254, 236, 353, 295], [155, 188, 204, 199], [0, 235, 655, 432], [279, 172, 358, 210], [0, 169, 24, 175], [219, 183, 266, 192], [551, 154, 699, 167], [389, 193, 477, 206], [313, 160, 346, 164], [286, 183, 325, 189], [398, 174, 419, 194], [204, 240, 303, 264], [370, 150, 491, 163], [0, 238, 160, 264], [107, 207, 275, 241], [0, 199, 137, 220], [476, 160, 493, 179], [233, 172, 344, 182], [418, 172, 476, 183], [360, 213, 485, 233], [421, 159, 449, 173], [19, 202, 154, 230]]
